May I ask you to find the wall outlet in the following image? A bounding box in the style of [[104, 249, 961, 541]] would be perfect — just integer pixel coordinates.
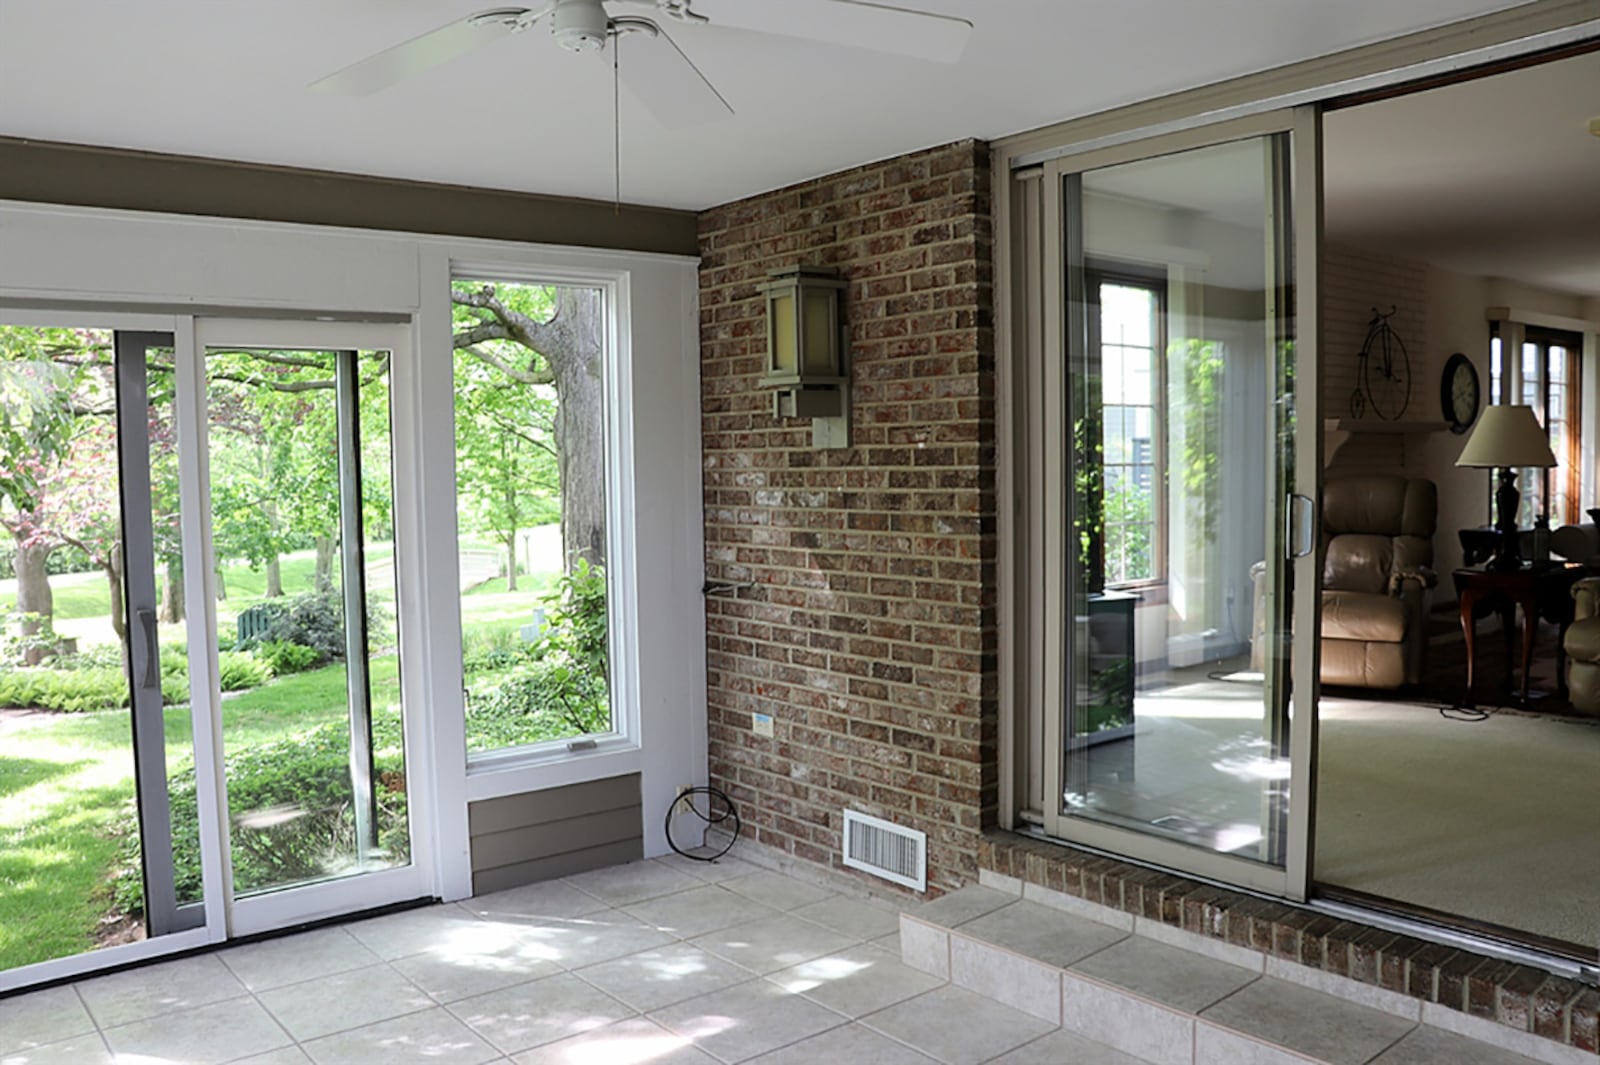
[[752, 712, 774, 737]]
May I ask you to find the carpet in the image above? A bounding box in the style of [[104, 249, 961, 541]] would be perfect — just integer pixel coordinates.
[[1315, 694, 1600, 949]]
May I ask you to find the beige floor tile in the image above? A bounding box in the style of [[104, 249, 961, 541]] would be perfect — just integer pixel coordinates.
[[511, 1017, 720, 1064], [302, 1005, 502, 1064], [574, 942, 755, 1012], [906, 886, 1017, 928], [689, 913, 858, 974], [232, 1049, 316, 1064], [651, 852, 763, 885], [343, 903, 489, 961], [791, 896, 903, 940], [720, 870, 837, 912], [1070, 934, 1259, 1013], [465, 879, 616, 922], [956, 900, 1128, 968], [391, 937, 561, 1004], [748, 1022, 940, 1064], [769, 943, 944, 1019], [0, 985, 97, 1055], [0, 1033, 114, 1065], [859, 985, 1056, 1065], [76, 953, 248, 1028], [220, 925, 383, 991], [450, 971, 634, 1055], [988, 1028, 1153, 1064], [648, 977, 848, 1063], [516, 911, 678, 968], [1369, 1026, 1548, 1065], [257, 962, 434, 1041], [101, 997, 291, 1065], [621, 883, 779, 938], [563, 861, 702, 906], [1199, 976, 1416, 1065]]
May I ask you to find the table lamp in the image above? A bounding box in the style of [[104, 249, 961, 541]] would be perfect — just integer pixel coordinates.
[[1455, 404, 1557, 571]]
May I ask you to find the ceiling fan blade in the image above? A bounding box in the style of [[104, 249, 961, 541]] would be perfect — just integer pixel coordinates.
[[617, 27, 734, 128], [310, 9, 535, 95], [689, 0, 971, 63]]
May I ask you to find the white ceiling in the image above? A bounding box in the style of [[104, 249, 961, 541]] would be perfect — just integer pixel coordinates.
[[1324, 49, 1600, 298], [0, 0, 1532, 212]]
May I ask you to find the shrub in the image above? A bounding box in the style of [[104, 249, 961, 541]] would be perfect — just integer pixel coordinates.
[[114, 713, 410, 913], [216, 651, 272, 692], [0, 667, 130, 712], [257, 640, 320, 676], [238, 591, 392, 664]]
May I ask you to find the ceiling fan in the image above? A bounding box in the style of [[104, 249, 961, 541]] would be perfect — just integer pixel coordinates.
[[311, 0, 973, 128]]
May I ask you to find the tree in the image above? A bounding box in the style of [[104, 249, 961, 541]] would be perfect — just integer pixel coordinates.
[[452, 284, 606, 571], [0, 327, 107, 642]]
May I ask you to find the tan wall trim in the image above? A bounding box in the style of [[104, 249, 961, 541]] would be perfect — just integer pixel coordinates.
[[995, 0, 1600, 165], [0, 137, 699, 258]]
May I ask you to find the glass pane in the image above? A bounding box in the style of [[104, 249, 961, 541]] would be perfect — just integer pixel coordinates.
[[0, 326, 193, 970], [451, 281, 613, 757], [1064, 135, 1293, 866], [206, 347, 408, 896]]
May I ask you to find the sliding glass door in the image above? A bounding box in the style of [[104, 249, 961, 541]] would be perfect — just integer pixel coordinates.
[[194, 320, 425, 935], [0, 323, 202, 988], [1038, 110, 1322, 895]]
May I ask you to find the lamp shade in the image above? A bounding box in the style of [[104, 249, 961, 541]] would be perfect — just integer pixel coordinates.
[[1455, 404, 1557, 469]]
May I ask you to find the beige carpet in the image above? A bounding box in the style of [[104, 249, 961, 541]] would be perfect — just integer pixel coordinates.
[[1316, 695, 1600, 949]]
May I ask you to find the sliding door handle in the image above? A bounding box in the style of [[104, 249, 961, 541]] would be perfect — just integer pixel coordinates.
[[1289, 493, 1316, 559], [137, 608, 160, 690]]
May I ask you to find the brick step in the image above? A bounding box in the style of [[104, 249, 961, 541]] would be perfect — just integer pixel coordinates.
[[898, 875, 1588, 1065]]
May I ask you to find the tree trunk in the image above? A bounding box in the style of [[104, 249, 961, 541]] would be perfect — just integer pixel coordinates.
[[265, 556, 283, 598], [216, 564, 227, 601], [13, 535, 53, 637], [551, 288, 607, 571], [503, 534, 519, 592], [160, 554, 185, 623], [314, 536, 336, 594]]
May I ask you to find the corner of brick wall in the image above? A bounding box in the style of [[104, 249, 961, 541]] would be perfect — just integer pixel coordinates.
[[698, 139, 997, 896]]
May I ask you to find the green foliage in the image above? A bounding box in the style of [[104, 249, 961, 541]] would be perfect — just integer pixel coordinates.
[[114, 712, 409, 913], [465, 561, 610, 750], [217, 651, 273, 692], [1175, 338, 1224, 543], [257, 640, 320, 675], [1103, 482, 1153, 585], [238, 591, 346, 663]]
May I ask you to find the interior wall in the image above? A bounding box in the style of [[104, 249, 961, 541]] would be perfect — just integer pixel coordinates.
[[1322, 242, 1600, 591], [0, 199, 708, 898], [698, 140, 997, 894]]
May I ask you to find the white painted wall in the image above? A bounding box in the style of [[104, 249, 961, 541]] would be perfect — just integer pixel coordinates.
[[0, 199, 708, 901]]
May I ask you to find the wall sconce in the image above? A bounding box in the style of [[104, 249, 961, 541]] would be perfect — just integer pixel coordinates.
[[760, 265, 850, 447]]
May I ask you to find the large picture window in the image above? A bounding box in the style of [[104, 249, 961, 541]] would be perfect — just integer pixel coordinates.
[[450, 279, 614, 758], [1490, 323, 1582, 526], [1092, 272, 1165, 586]]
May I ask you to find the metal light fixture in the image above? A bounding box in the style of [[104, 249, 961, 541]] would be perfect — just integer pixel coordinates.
[[761, 265, 850, 446]]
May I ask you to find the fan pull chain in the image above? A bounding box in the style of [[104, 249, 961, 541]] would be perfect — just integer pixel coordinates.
[[613, 34, 621, 214]]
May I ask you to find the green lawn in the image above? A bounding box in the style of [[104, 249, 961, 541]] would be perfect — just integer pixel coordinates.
[[0, 655, 403, 973], [0, 541, 551, 974]]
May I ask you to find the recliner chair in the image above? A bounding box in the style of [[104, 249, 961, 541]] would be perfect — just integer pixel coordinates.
[[1252, 475, 1437, 689]]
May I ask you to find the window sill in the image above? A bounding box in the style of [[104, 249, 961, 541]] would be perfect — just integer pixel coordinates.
[[464, 733, 641, 802]]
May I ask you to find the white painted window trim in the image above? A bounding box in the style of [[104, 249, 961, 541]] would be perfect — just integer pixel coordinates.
[[0, 201, 707, 953]]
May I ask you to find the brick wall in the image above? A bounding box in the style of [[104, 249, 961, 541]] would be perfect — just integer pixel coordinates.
[[698, 140, 997, 895]]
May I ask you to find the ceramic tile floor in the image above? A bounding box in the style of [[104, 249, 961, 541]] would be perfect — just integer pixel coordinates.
[[0, 852, 1152, 1065]]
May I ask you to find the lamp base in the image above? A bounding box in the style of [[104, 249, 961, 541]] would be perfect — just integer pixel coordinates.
[[1490, 467, 1522, 571]]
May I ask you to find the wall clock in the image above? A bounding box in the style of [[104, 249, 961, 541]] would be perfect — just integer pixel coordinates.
[[1440, 352, 1480, 434]]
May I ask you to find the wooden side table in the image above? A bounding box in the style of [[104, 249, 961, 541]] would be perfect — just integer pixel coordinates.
[[1452, 563, 1582, 706]]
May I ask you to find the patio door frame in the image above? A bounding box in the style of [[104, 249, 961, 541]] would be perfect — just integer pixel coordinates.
[[188, 317, 434, 937], [1029, 107, 1324, 900], [0, 309, 220, 993]]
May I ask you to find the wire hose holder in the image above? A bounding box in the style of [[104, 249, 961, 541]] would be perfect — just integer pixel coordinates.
[[665, 785, 740, 861]]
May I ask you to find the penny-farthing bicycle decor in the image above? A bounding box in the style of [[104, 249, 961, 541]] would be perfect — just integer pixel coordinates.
[[1350, 306, 1411, 420]]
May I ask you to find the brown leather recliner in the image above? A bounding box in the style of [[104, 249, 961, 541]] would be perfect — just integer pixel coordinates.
[[1251, 476, 1437, 689]]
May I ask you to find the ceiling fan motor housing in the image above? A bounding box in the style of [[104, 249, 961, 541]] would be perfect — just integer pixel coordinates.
[[552, 0, 610, 51]]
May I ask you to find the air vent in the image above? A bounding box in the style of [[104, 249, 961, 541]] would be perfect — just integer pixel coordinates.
[[842, 810, 927, 892]]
